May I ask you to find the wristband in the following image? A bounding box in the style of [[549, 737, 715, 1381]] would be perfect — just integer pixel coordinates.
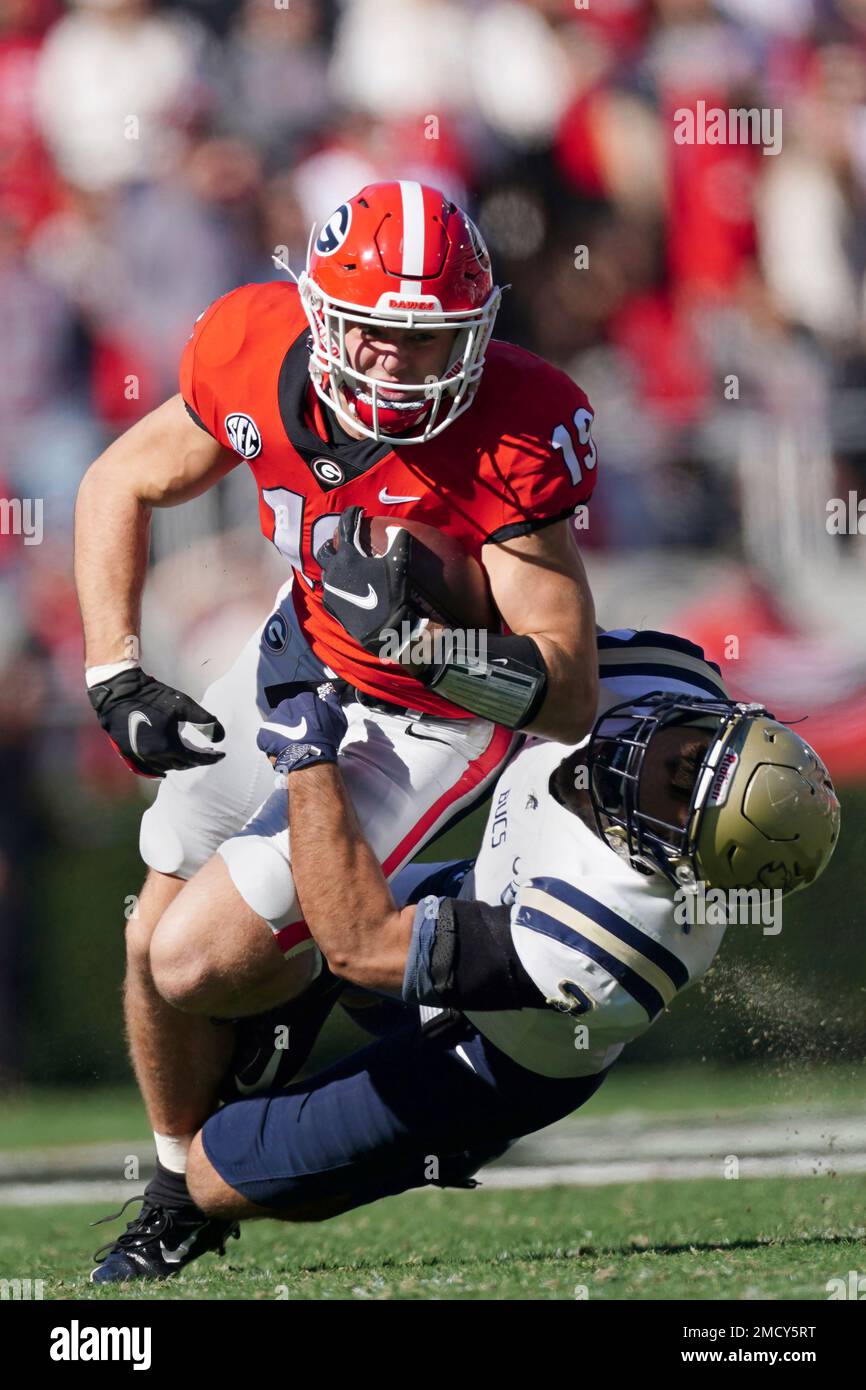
[[85, 659, 141, 689]]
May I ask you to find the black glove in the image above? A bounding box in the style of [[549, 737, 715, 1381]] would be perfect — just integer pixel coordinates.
[[316, 506, 419, 655], [87, 667, 226, 778], [256, 681, 348, 776]]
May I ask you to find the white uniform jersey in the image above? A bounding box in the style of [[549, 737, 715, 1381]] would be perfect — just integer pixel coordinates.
[[462, 629, 731, 1079]]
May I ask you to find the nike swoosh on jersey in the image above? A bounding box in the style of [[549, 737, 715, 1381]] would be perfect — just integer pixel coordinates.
[[234, 1046, 283, 1096], [159, 1228, 204, 1264], [378, 488, 421, 504], [128, 710, 152, 757], [323, 580, 379, 610]]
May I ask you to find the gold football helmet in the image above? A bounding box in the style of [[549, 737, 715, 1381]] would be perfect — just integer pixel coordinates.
[[587, 694, 840, 895]]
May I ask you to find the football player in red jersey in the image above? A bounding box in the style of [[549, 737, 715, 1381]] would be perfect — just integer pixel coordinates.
[[75, 182, 601, 1280]]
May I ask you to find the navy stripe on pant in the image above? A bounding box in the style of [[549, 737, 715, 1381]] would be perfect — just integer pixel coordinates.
[[202, 1016, 610, 1212]]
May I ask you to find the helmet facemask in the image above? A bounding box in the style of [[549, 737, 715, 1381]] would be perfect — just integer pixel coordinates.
[[298, 269, 501, 445], [586, 693, 753, 888]]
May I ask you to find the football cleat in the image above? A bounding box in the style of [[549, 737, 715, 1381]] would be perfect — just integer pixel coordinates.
[[90, 1197, 239, 1283], [220, 965, 346, 1102]]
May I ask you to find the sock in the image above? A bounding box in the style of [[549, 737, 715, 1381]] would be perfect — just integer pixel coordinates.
[[153, 1131, 193, 1175], [144, 1159, 195, 1212]]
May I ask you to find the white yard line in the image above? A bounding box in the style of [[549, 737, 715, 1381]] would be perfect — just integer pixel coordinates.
[[478, 1151, 866, 1188], [2, 1109, 864, 1205], [2, 1148, 866, 1206], [3, 1109, 863, 1181], [0, 1181, 132, 1207]]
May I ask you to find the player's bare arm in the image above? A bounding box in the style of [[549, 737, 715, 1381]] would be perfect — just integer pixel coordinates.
[[75, 394, 239, 776], [75, 393, 238, 665], [254, 681, 412, 988], [265, 683, 541, 1007], [288, 762, 413, 991], [481, 518, 597, 743]]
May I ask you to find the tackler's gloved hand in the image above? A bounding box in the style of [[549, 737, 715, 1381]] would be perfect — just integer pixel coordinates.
[[257, 681, 348, 778]]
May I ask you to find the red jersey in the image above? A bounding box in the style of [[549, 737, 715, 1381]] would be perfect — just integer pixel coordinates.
[[180, 281, 598, 718]]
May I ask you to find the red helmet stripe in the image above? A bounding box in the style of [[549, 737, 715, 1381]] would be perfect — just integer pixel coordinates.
[[398, 179, 426, 278]]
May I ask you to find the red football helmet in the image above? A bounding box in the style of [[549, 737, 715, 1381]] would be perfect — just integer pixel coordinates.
[[298, 181, 502, 444]]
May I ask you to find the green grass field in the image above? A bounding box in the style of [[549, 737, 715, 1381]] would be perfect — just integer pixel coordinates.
[[3, 1059, 863, 1149], [1, 1177, 863, 1301], [1, 1063, 863, 1300]]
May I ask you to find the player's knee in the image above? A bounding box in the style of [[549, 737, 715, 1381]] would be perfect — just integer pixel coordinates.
[[217, 834, 298, 930], [124, 911, 153, 972], [124, 871, 180, 971], [148, 914, 222, 1014]]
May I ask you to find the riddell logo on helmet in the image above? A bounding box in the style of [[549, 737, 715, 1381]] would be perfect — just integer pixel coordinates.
[[709, 750, 739, 806]]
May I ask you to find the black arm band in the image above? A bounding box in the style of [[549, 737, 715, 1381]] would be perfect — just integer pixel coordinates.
[[424, 632, 548, 729], [426, 897, 547, 1012]]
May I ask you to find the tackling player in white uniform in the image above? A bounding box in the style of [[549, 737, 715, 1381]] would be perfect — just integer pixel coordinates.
[[169, 629, 839, 1235]]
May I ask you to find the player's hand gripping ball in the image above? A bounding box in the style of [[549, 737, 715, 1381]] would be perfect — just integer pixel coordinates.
[[315, 505, 419, 655]]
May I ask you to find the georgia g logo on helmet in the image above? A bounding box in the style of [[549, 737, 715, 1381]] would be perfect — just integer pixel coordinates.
[[314, 203, 352, 258]]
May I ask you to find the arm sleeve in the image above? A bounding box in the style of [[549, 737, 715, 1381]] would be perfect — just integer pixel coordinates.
[[402, 894, 548, 1012], [486, 373, 599, 544]]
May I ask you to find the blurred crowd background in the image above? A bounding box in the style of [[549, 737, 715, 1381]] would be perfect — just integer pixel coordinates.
[[1, 0, 865, 1084]]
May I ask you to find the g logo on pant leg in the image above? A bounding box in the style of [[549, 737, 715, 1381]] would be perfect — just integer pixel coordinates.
[[264, 613, 289, 654]]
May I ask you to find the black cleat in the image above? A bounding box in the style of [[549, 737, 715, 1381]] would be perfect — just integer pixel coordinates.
[[90, 1197, 239, 1283], [220, 965, 345, 1102]]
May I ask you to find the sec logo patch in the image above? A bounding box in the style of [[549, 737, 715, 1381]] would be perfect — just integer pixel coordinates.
[[225, 413, 262, 459], [263, 612, 289, 654]]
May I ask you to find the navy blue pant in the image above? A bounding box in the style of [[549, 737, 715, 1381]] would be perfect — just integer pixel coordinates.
[[202, 1017, 610, 1213]]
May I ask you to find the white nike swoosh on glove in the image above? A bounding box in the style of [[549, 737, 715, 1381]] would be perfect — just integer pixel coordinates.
[[379, 488, 420, 504], [128, 710, 152, 757], [261, 717, 307, 740], [323, 580, 379, 610]]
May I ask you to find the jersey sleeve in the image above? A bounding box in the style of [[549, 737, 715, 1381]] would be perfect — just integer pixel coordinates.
[[486, 369, 599, 544], [178, 284, 265, 443], [510, 875, 687, 1038]]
